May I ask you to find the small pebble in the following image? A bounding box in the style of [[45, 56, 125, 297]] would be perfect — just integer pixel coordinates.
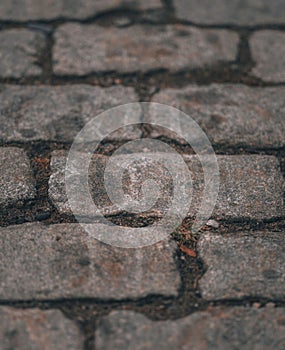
[[206, 219, 219, 229], [265, 302, 275, 308], [114, 17, 131, 27]]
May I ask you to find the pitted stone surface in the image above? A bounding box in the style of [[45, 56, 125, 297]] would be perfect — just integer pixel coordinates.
[[0, 223, 180, 300], [210, 155, 284, 220], [198, 232, 285, 300], [0, 85, 140, 143], [173, 0, 285, 25], [49, 151, 284, 220], [0, 0, 162, 21], [49, 150, 187, 218], [0, 147, 36, 207], [250, 31, 285, 82], [53, 24, 238, 75], [150, 84, 285, 148], [0, 29, 45, 78], [0, 307, 83, 350], [95, 308, 285, 349]]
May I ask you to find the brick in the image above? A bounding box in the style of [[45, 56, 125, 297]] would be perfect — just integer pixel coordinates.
[[150, 84, 285, 149], [250, 31, 285, 82], [0, 147, 36, 207], [53, 24, 238, 75], [95, 308, 285, 349], [49, 151, 284, 221], [0, 29, 45, 79], [173, 0, 285, 25], [0, 0, 162, 21], [0, 223, 180, 300], [198, 232, 285, 300], [0, 85, 140, 143], [0, 307, 83, 350]]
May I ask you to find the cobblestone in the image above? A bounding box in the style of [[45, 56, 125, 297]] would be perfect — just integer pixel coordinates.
[[0, 147, 36, 207], [198, 232, 285, 300], [0, 85, 140, 143], [250, 31, 285, 82], [0, 29, 45, 79], [0, 306, 83, 350], [96, 307, 285, 349], [173, 0, 285, 25], [49, 152, 284, 221], [0, 0, 162, 21], [150, 84, 285, 148], [0, 1, 285, 347], [0, 223, 180, 300], [53, 24, 238, 75]]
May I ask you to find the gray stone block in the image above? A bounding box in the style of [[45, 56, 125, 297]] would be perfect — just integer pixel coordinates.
[[0, 307, 83, 350], [53, 24, 238, 75], [0, 223, 181, 300], [0, 147, 36, 207], [95, 308, 285, 349], [198, 232, 285, 300]]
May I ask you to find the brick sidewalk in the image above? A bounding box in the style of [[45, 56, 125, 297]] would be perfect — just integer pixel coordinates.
[[0, 1, 284, 349]]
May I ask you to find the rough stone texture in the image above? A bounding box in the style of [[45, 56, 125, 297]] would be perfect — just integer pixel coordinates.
[[150, 84, 285, 149], [0, 0, 162, 21], [198, 232, 285, 300], [0, 85, 140, 143], [0, 29, 45, 79], [250, 31, 285, 82], [49, 151, 284, 221], [49, 150, 187, 218], [173, 0, 285, 25], [0, 306, 83, 350], [0, 223, 180, 300], [96, 308, 285, 350], [53, 24, 238, 75], [0, 147, 36, 207], [210, 155, 284, 220]]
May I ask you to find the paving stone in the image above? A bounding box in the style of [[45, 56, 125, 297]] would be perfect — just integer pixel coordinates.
[[53, 24, 238, 75], [0, 223, 180, 300], [0, 0, 162, 21], [173, 0, 285, 25], [49, 150, 190, 218], [250, 31, 285, 82], [0, 85, 140, 143], [95, 307, 285, 349], [0, 29, 45, 79], [210, 155, 284, 220], [0, 147, 36, 207], [150, 84, 285, 149], [49, 151, 284, 221], [198, 232, 285, 300], [0, 306, 83, 350]]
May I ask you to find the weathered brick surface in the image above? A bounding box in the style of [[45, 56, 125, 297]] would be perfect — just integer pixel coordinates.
[[0, 223, 180, 300], [0, 0, 162, 21], [53, 24, 238, 75], [0, 85, 140, 143], [0, 307, 83, 350], [0, 29, 45, 78], [198, 232, 285, 300], [96, 308, 285, 349], [0, 147, 36, 207], [150, 84, 285, 148], [173, 0, 285, 25], [49, 151, 284, 221], [250, 31, 285, 82]]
